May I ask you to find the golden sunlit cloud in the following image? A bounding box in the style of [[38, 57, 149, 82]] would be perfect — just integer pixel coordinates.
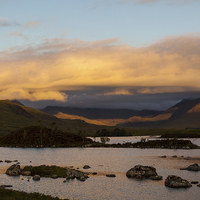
[[103, 89, 133, 96], [0, 88, 67, 102], [0, 35, 200, 101]]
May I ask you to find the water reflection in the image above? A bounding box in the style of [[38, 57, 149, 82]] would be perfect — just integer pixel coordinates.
[[0, 139, 200, 200]]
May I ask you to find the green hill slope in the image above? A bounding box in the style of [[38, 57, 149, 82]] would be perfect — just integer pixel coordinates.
[[0, 100, 110, 137]]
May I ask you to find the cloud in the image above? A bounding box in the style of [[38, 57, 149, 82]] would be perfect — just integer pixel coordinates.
[[23, 20, 40, 29], [6, 31, 28, 40], [103, 89, 133, 96], [0, 16, 20, 27], [0, 88, 67, 102], [1, 34, 200, 104]]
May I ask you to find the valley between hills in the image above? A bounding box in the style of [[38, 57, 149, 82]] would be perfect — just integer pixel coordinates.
[[0, 98, 200, 139]]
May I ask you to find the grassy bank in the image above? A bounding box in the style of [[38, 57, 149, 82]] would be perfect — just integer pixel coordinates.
[[22, 165, 67, 177], [0, 188, 63, 200]]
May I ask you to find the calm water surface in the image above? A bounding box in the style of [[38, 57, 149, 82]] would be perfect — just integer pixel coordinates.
[[0, 138, 200, 200]]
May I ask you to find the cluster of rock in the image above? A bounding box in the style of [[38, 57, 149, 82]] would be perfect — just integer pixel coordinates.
[[126, 165, 162, 180], [126, 164, 200, 188], [4, 163, 200, 188], [65, 168, 89, 181], [5, 164, 92, 182]]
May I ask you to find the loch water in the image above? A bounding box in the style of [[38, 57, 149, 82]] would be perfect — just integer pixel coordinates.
[[0, 137, 200, 200]]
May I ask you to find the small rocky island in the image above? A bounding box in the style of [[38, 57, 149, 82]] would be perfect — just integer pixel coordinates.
[[0, 126, 93, 147], [6, 164, 90, 182], [126, 165, 162, 180], [0, 125, 199, 149]]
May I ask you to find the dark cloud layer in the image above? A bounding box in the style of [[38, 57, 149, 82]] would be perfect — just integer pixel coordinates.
[[22, 90, 200, 111]]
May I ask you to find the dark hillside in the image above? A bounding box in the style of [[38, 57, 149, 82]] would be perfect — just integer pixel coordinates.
[[118, 98, 200, 129], [0, 100, 58, 136], [0, 125, 92, 147], [0, 100, 112, 137], [155, 98, 200, 129]]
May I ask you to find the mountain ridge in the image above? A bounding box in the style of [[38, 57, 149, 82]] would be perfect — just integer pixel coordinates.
[[41, 106, 162, 119], [118, 98, 200, 129]]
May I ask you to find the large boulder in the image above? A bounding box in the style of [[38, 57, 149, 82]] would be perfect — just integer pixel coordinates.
[[184, 163, 200, 171], [6, 164, 21, 176], [126, 165, 158, 179], [165, 175, 192, 188]]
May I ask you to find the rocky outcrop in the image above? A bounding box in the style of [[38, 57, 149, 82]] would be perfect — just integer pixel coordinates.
[[180, 163, 200, 171], [126, 165, 159, 179], [6, 164, 21, 176], [165, 175, 192, 188]]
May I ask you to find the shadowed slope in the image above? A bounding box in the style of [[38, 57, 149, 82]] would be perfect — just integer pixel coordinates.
[[118, 98, 200, 129], [0, 125, 92, 147], [0, 100, 111, 137]]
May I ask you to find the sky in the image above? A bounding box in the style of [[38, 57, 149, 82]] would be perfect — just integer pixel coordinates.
[[1, 0, 200, 110]]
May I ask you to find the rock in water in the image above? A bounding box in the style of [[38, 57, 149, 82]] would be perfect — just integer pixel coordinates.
[[33, 175, 40, 181], [185, 163, 200, 171], [150, 175, 163, 180], [191, 181, 199, 184], [83, 165, 91, 169], [126, 165, 158, 179], [106, 174, 116, 177], [5, 160, 12, 163], [6, 164, 21, 176], [165, 175, 192, 188]]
